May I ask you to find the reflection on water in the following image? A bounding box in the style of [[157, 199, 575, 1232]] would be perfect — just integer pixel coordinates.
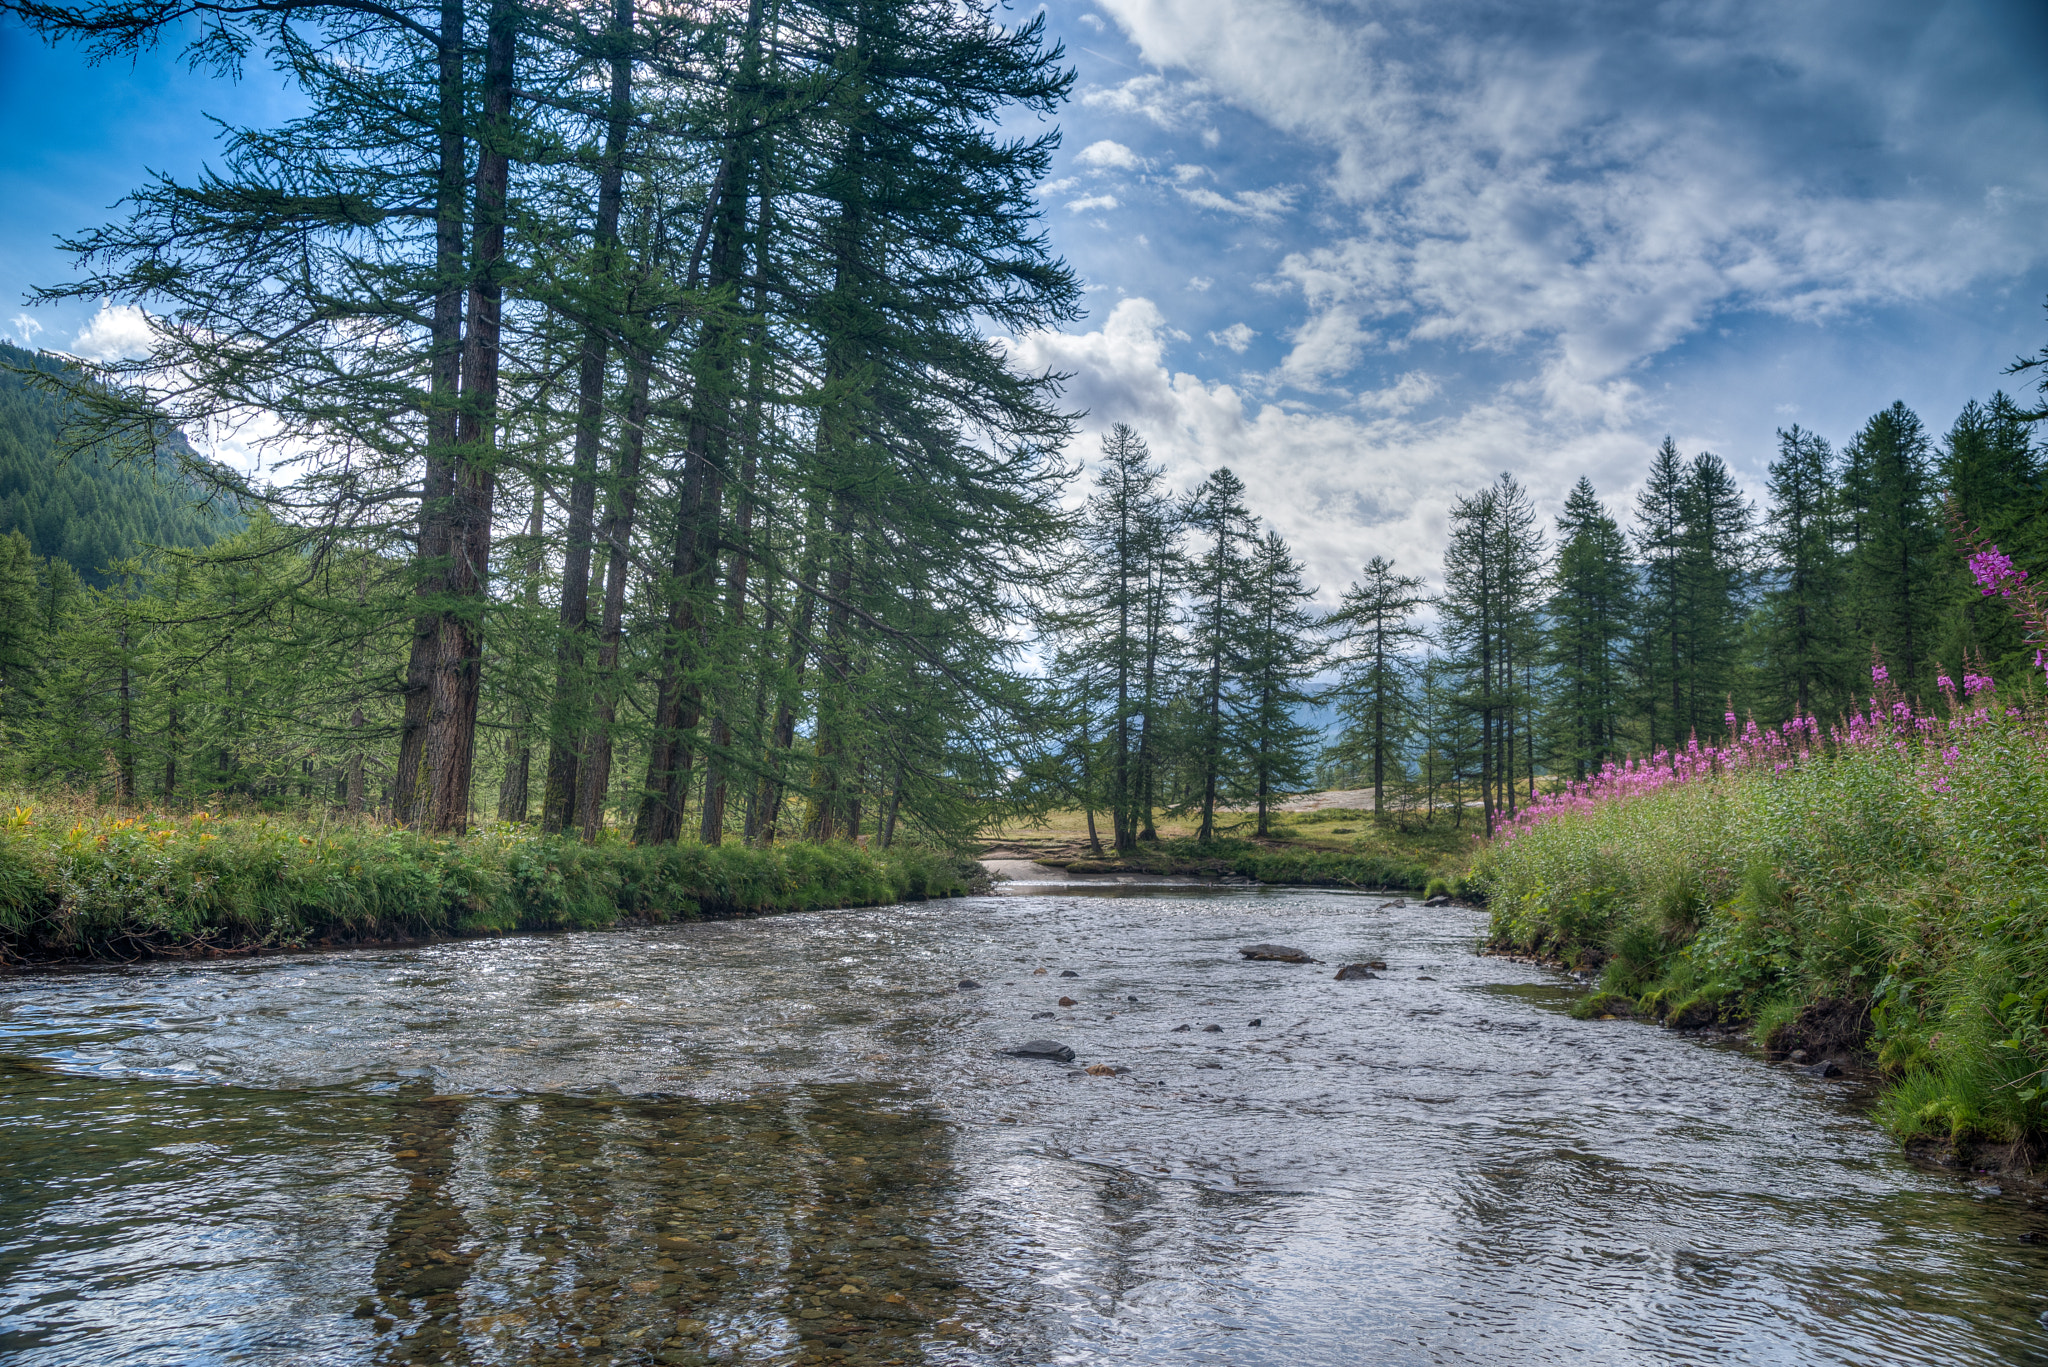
[[0, 891, 2045, 1366]]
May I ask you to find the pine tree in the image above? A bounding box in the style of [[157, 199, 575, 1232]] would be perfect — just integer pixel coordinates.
[[1842, 401, 1941, 697], [1050, 423, 1180, 849], [1937, 393, 2044, 681], [1326, 554, 1425, 817], [1631, 437, 1687, 753], [1544, 477, 1632, 777], [1674, 452, 1753, 737], [1760, 424, 1851, 720], [1232, 530, 1322, 836], [1184, 467, 1255, 843]]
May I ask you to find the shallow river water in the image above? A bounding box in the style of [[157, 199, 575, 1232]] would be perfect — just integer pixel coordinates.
[[2, 888, 2045, 1366]]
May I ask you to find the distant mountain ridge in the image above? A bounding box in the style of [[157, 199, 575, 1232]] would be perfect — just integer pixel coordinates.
[[0, 339, 241, 583]]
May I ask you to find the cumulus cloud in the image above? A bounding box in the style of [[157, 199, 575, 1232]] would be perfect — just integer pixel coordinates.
[[1187, 275, 1214, 292], [1066, 193, 1121, 214], [1209, 322, 1258, 352], [70, 301, 155, 362], [1075, 139, 1145, 171], [1007, 299, 1649, 600], [10, 315, 43, 345]]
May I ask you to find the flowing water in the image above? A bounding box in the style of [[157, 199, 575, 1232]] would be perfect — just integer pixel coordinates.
[[1, 888, 2045, 1366]]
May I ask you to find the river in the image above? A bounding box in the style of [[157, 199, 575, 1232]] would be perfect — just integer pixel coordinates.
[[1, 888, 2043, 1366]]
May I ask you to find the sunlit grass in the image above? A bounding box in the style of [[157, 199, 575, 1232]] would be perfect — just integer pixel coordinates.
[[0, 789, 973, 960]]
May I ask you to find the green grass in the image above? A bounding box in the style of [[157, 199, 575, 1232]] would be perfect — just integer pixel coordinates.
[[1474, 697, 2048, 1154], [0, 792, 976, 961]]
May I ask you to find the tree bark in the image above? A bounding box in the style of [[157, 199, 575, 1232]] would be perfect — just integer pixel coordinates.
[[420, 0, 514, 834], [394, 0, 468, 826], [541, 0, 636, 833]]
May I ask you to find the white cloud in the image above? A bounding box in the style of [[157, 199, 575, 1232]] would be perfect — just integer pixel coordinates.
[[1175, 183, 1296, 221], [1078, 11, 1104, 30], [1278, 306, 1371, 386], [9, 315, 43, 345], [1007, 298, 1648, 600], [1075, 139, 1144, 171], [1079, 72, 1211, 129], [1209, 322, 1258, 352], [70, 302, 155, 362], [1066, 193, 1121, 214], [1356, 370, 1440, 415], [1187, 275, 1214, 292]]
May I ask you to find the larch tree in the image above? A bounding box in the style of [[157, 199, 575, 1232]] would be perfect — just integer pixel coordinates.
[[1233, 529, 1322, 837], [1544, 477, 1632, 779], [1326, 554, 1425, 817]]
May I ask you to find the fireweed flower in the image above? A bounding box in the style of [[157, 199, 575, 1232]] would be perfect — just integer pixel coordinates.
[[1968, 545, 2027, 597]]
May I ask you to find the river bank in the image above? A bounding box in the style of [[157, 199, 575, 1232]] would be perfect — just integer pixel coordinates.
[[979, 807, 1475, 894], [0, 796, 979, 966], [1475, 684, 2048, 1184]]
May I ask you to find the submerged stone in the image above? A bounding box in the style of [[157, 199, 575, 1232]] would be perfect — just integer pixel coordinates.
[[1002, 1040, 1075, 1062], [1333, 964, 1379, 981]]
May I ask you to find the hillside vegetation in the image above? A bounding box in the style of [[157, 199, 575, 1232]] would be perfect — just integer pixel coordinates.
[[0, 341, 237, 583]]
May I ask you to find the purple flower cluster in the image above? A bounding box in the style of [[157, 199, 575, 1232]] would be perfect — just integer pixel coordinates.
[[1969, 546, 2028, 598], [1498, 657, 2034, 843]]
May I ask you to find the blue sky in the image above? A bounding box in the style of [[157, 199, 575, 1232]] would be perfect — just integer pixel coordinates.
[[6, 0, 2047, 598]]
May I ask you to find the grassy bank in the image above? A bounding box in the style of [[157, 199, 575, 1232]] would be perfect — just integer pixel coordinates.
[[1476, 673, 2048, 1164], [987, 806, 1475, 894], [0, 793, 976, 963]]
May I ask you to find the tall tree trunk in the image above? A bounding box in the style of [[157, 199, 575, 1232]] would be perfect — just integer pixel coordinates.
[[421, 0, 514, 834], [541, 0, 636, 833], [497, 490, 545, 821], [637, 0, 762, 845], [395, 0, 468, 826], [576, 347, 650, 842]]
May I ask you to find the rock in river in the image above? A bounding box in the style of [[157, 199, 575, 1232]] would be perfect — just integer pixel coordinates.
[[1059, 970, 1080, 978], [1799, 1060, 1843, 1078], [958, 979, 983, 990], [1239, 944, 1312, 963], [1003, 1040, 1076, 1062], [1334, 964, 1379, 981], [1423, 895, 1452, 907], [1057, 996, 1079, 1007]]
